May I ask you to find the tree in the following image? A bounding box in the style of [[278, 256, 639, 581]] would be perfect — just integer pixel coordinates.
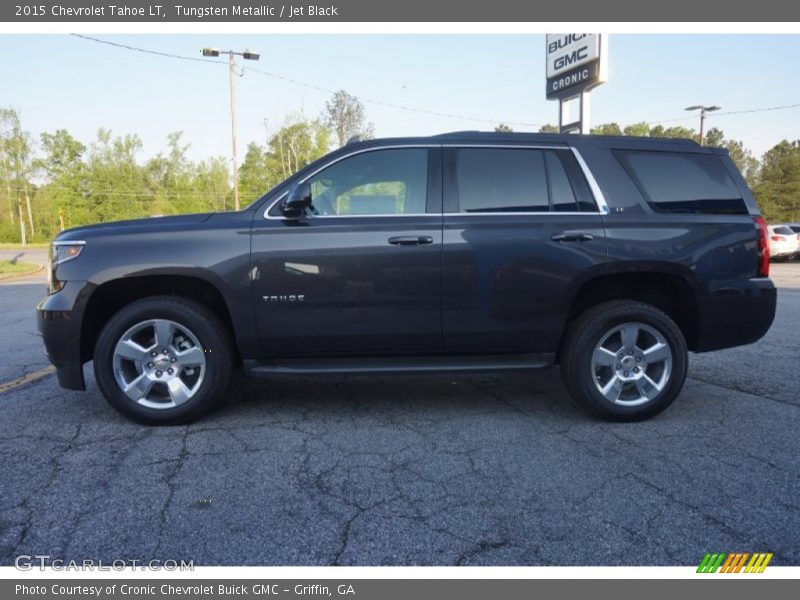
[[623, 122, 650, 137], [591, 123, 623, 136], [753, 140, 800, 223], [267, 117, 331, 180], [324, 90, 374, 147], [238, 142, 271, 204], [495, 124, 513, 133], [650, 125, 697, 141], [1, 108, 36, 242], [538, 124, 559, 133], [704, 127, 725, 148], [37, 129, 87, 234]]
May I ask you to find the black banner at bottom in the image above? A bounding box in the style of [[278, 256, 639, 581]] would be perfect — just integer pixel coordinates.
[[3, 579, 796, 600]]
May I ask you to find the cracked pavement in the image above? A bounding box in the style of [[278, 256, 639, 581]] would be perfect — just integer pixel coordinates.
[[0, 263, 798, 566]]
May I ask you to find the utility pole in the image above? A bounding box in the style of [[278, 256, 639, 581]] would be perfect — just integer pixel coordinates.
[[228, 52, 239, 212], [17, 197, 26, 247], [202, 47, 260, 211], [685, 105, 720, 146]]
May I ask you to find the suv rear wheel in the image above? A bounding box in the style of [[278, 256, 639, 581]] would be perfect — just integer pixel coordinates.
[[560, 300, 688, 421], [94, 296, 234, 425]]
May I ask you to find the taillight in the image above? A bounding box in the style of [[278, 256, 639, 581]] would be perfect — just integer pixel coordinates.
[[771, 236, 784, 241], [754, 216, 770, 277]]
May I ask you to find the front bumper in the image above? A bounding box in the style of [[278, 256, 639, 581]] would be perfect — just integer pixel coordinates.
[[36, 282, 88, 390], [694, 277, 777, 352]]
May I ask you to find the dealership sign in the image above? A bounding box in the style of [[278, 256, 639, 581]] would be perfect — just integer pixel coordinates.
[[546, 34, 607, 100]]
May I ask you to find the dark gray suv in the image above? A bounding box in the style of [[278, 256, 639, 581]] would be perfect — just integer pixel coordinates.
[[38, 132, 777, 424]]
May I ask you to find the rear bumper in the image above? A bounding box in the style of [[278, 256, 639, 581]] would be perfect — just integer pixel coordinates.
[[693, 277, 777, 352], [36, 282, 87, 391]]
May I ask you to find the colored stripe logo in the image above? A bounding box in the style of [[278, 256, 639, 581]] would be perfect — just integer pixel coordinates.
[[697, 552, 773, 573]]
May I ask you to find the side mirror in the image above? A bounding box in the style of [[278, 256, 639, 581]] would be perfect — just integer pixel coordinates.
[[281, 182, 312, 218]]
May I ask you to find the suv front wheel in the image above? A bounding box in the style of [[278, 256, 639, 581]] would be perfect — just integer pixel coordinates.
[[560, 300, 688, 421], [94, 296, 234, 425]]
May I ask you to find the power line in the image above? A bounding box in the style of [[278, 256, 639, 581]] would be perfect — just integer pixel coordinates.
[[241, 65, 540, 127], [70, 33, 539, 128], [649, 102, 800, 126], [715, 103, 800, 117], [70, 33, 224, 64], [64, 34, 800, 131]]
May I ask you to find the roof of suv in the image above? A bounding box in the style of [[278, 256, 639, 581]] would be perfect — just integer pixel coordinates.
[[345, 131, 705, 152]]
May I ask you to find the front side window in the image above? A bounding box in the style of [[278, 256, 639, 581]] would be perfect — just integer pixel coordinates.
[[305, 148, 428, 216]]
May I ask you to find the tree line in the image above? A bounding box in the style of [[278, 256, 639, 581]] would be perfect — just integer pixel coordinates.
[[1, 96, 798, 244], [0, 90, 374, 244]]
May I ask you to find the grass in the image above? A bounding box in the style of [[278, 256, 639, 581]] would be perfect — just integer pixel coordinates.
[[0, 242, 49, 249], [0, 260, 40, 276]]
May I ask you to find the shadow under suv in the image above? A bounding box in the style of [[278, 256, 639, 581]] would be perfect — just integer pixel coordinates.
[[37, 132, 777, 424]]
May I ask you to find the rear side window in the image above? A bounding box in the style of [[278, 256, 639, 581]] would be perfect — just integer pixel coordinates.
[[773, 226, 794, 235], [615, 150, 747, 214], [453, 148, 597, 213]]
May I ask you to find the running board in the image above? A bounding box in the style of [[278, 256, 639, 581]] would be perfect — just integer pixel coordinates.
[[244, 353, 554, 377]]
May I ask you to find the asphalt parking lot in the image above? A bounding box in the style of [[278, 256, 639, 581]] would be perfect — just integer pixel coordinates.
[[0, 250, 798, 566]]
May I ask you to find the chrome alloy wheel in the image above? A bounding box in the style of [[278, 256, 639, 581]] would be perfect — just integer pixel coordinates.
[[112, 319, 206, 410], [591, 321, 673, 407]]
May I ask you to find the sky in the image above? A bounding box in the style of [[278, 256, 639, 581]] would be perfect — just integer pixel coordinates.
[[2, 34, 799, 164]]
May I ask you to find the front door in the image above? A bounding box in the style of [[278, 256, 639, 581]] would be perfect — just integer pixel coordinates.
[[251, 146, 443, 357]]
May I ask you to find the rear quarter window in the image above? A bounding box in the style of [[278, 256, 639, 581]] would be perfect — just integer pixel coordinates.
[[614, 150, 747, 214]]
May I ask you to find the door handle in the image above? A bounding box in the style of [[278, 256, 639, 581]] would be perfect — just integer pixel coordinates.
[[388, 236, 434, 246], [551, 232, 594, 242]]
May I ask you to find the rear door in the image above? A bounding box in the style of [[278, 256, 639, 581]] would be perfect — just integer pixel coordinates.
[[441, 145, 607, 354]]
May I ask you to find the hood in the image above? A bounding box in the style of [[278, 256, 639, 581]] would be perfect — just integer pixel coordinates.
[[55, 212, 215, 242]]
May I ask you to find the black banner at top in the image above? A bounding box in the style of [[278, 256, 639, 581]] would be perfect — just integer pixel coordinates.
[[3, 0, 800, 22]]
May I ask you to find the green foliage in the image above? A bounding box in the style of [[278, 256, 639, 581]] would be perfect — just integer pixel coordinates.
[[2, 98, 798, 243], [0, 107, 342, 243], [752, 140, 800, 223], [495, 124, 513, 133], [623, 122, 651, 137], [324, 90, 374, 147], [591, 123, 623, 136]]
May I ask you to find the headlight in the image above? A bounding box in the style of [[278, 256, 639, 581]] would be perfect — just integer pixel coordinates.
[[48, 241, 85, 293], [51, 241, 85, 265]]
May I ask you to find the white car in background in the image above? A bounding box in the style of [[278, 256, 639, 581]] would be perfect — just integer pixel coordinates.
[[768, 224, 800, 260]]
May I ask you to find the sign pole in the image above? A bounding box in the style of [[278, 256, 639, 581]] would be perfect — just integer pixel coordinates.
[[546, 33, 607, 134], [580, 92, 591, 134]]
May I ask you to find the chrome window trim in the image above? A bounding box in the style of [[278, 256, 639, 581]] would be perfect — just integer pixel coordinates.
[[445, 212, 603, 217], [570, 147, 610, 215], [263, 144, 439, 220], [261, 143, 609, 219], [441, 143, 567, 149]]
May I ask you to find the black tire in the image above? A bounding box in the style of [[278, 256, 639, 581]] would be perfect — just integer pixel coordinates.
[[560, 300, 688, 421], [94, 296, 234, 425]]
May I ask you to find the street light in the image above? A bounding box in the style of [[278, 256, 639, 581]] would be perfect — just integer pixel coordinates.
[[685, 105, 720, 146], [202, 47, 260, 210]]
